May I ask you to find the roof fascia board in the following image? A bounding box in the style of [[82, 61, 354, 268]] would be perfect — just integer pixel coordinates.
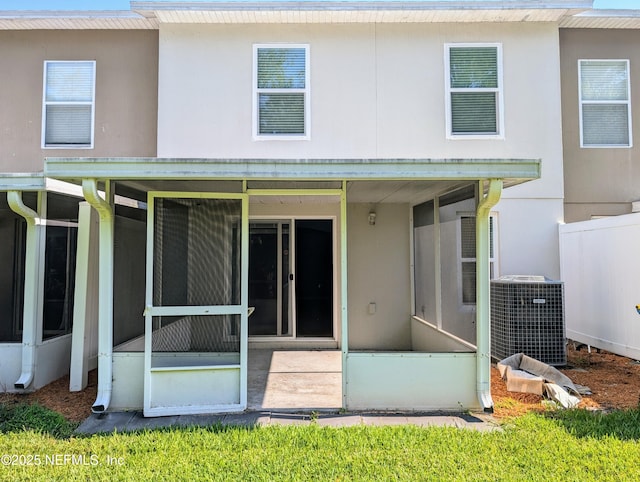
[[570, 9, 640, 19], [45, 157, 541, 182], [0, 10, 147, 19], [0, 173, 46, 192], [131, 1, 592, 12], [560, 8, 640, 28]]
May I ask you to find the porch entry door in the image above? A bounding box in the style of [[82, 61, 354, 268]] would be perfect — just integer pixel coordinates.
[[249, 219, 333, 338], [144, 193, 248, 417]]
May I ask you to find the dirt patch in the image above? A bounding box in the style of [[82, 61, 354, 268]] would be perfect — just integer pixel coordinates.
[[1, 341, 639, 422]]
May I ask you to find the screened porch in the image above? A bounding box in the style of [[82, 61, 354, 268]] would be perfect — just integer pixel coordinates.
[[43, 157, 539, 415]]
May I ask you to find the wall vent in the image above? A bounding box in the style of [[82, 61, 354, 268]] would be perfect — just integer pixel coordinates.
[[491, 275, 566, 366]]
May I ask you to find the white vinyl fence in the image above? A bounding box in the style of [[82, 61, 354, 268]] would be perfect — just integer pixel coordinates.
[[559, 212, 640, 361]]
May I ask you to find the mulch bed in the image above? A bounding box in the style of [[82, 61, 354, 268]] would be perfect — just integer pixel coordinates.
[[0, 370, 97, 423], [492, 342, 640, 418]]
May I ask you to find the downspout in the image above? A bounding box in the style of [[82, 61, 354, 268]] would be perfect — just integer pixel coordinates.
[[476, 179, 502, 413], [82, 179, 114, 413], [340, 180, 349, 410], [7, 191, 41, 390]]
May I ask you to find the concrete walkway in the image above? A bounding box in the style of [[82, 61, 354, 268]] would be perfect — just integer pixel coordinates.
[[76, 410, 500, 434]]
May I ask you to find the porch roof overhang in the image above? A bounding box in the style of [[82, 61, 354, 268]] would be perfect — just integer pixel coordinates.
[[0, 173, 46, 192], [44, 157, 540, 203], [43, 157, 540, 202], [45, 157, 540, 183]]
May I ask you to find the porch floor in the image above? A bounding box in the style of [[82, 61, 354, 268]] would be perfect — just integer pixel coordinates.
[[247, 349, 342, 411]]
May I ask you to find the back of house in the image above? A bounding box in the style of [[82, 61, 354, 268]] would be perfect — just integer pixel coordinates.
[[3, 0, 629, 415]]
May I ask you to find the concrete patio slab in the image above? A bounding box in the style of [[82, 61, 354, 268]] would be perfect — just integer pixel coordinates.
[[248, 349, 342, 411]]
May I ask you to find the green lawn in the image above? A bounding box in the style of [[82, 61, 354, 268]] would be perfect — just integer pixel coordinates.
[[2, 404, 640, 481]]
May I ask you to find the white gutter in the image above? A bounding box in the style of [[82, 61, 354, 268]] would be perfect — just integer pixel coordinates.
[[7, 191, 41, 390], [340, 180, 349, 410], [82, 179, 114, 413], [475, 179, 502, 412]]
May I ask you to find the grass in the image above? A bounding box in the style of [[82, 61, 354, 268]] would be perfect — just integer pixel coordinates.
[[0, 402, 76, 439], [2, 403, 640, 481]]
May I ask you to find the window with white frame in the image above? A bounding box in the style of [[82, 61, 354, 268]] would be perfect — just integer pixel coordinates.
[[253, 45, 309, 139], [579, 59, 632, 148], [445, 44, 503, 138], [42, 61, 96, 148], [460, 214, 496, 305]]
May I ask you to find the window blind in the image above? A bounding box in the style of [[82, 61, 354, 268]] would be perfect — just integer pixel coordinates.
[[580, 60, 631, 147], [580, 61, 628, 101], [448, 46, 499, 135], [583, 105, 629, 146], [451, 92, 497, 134], [45, 105, 92, 145], [256, 48, 306, 136], [258, 93, 305, 135], [257, 48, 305, 89], [460, 216, 476, 259], [43, 61, 95, 147], [449, 47, 498, 89]]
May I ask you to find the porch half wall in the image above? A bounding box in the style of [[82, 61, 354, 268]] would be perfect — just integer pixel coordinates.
[[345, 352, 478, 411], [0, 336, 71, 393]]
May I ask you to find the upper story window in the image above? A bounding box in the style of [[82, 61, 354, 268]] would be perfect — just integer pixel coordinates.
[[42, 61, 95, 149], [445, 44, 503, 139], [579, 59, 632, 148], [253, 44, 309, 140]]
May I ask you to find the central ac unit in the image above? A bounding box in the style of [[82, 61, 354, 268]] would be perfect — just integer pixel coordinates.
[[491, 275, 566, 366]]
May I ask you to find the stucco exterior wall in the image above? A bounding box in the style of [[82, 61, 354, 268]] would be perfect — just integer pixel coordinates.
[[495, 197, 564, 280], [0, 30, 158, 173], [157, 22, 564, 279], [347, 203, 411, 350], [158, 24, 562, 192], [560, 28, 640, 223]]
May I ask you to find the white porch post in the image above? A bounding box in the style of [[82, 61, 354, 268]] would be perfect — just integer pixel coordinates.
[[340, 180, 348, 410], [7, 191, 45, 390], [69, 202, 99, 392], [475, 179, 502, 412], [82, 179, 114, 413], [240, 193, 249, 409]]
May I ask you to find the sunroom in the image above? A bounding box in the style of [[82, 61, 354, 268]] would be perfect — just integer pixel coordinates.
[[44, 157, 539, 416]]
